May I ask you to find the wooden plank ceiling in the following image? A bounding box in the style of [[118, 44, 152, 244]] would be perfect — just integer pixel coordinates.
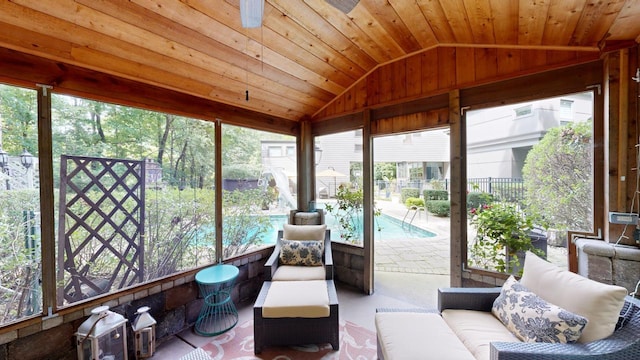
[[0, 0, 639, 122]]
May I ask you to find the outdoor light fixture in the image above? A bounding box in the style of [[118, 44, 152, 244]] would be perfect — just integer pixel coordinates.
[[240, 0, 264, 28], [0, 148, 7, 169], [76, 306, 128, 360], [20, 149, 33, 169], [132, 306, 156, 359], [314, 145, 323, 166]]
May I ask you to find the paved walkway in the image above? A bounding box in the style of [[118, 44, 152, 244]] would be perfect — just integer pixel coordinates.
[[372, 197, 568, 275], [374, 197, 451, 274]]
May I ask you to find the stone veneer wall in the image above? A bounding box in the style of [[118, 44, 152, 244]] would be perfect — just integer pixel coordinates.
[[330, 242, 365, 291], [0, 248, 271, 360], [576, 238, 640, 293]]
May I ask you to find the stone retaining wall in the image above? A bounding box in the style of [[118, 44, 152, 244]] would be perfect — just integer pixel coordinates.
[[576, 238, 640, 293]]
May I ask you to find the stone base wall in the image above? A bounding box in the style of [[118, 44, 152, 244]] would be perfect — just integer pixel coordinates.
[[332, 242, 365, 291], [576, 238, 640, 293], [0, 248, 270, 360]]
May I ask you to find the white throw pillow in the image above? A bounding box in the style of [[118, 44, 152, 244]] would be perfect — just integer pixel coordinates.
[[492, 276, 588, 343], [519, 251, 628, 343], [283, 224, 326, 240]]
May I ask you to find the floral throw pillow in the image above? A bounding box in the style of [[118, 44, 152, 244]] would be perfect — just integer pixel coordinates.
[[279, 239, 324, 266], [492, 276, 588, 343]]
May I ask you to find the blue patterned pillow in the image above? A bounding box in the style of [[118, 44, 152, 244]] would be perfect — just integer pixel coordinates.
[[492, 276, 588, 343], [278, 239, 324, 266]]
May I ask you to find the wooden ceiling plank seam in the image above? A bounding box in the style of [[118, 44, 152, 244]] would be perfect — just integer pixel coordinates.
[[439, 0, 476, 44], [570, 0, 626, 46], [172, 0, 364, 87], [606, 1, 640, 41], [489, 0, 518, 44], [360, 0, 423, 53], [0, 21, 72, 60], [270, 0, 378, 70], [11, 0, 331, 113], [387, 0, 439, 49], [299, 0, 399, 63], [89, 0, 343, 97], [541, 0, 588, 46], [474, 47, 499, 82], [417, 0, 458, 43], [518, 0, 551, 45], [348, 3, 407, 61], [463, 0, 496, 45]]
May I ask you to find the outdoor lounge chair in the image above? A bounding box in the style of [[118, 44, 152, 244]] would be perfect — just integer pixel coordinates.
[[264, 225, 333, 281]]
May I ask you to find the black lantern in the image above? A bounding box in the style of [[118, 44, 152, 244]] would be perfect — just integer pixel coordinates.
[[314, 145, 323, 166], [0, 148, 7, 169], [20, 149, 33, 169]]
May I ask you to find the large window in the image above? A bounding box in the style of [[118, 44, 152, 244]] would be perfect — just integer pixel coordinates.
[[221, 125, 296, 258], [52, 94, 216, 306], [466, 92, 594, 273], [0, 84, 40, 325], [315, 130, 364, 245]]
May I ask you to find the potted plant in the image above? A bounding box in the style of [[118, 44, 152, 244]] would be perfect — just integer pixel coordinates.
[[469, 202, 541, 274]]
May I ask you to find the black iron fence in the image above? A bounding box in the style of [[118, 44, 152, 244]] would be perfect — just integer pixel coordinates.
[[376, 177, 526, 204]]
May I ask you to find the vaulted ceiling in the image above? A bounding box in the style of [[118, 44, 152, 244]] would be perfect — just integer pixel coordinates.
[[1, 0, 639, 122]]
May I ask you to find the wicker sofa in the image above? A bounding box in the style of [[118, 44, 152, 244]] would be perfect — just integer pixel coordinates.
[[376, 252, 640, 360]]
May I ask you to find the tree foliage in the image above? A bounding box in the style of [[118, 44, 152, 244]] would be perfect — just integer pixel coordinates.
[[522, 120, 593, 232]]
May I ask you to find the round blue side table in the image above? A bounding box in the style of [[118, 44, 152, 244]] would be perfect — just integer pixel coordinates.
[[194, 264, 239, 336]]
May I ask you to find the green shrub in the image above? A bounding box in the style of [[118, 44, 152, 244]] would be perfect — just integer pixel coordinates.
[[223, 164, 261, 179], [426, 200, 450, 217], [401, 188, 420, 203], [405, 197, 425, 208], [424, 189, 448, 200], [467, 191, 494, 212]]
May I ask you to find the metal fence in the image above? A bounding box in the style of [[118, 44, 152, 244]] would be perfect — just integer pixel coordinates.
[[376, 177, 526, 204]]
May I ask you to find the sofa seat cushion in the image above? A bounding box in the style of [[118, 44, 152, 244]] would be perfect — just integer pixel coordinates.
[[520, 251, 628, 343], [442, 309, 521, 360], [376, 312, 475, 360], [262, 280, 329, 318], [271, 265, 326, 281]]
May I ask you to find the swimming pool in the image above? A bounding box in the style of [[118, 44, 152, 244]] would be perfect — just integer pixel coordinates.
[[261, 212, 435, 244]]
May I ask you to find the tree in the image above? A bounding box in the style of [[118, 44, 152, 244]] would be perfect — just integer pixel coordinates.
[[522, 120, 592, 232]]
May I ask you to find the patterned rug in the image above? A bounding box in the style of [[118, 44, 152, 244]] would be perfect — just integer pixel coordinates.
[[180, 319, 377, 360]]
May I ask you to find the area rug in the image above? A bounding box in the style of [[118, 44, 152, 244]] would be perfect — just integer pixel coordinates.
[[184, 319, 377, 360]]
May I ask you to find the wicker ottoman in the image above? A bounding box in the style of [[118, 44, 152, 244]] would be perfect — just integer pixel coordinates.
[[253, 280, 339, 354]]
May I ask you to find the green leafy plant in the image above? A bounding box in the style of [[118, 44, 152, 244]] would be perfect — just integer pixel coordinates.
[[426, 200, 450, 217], [469, 202, 537, 273], [324, 185, 381, 244]]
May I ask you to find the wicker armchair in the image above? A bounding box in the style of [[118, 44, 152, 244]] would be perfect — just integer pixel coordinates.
[[438, 288, 640, 360]]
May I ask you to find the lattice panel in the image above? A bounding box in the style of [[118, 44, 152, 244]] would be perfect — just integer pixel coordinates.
[[57, 155, 145, 304]]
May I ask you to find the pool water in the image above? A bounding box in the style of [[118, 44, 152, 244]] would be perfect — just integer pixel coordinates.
[[261, 213, 435, 244]]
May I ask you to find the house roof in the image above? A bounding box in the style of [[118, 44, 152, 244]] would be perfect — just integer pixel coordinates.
[[0, 1, 639, 122]]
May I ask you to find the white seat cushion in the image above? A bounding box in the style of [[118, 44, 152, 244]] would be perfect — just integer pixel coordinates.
[[376, 312, 474, 360], [262, 280, 329, 318], [519, 251, 628, 343], [442, 309, 520, 360], [272, 265, 326, 281]]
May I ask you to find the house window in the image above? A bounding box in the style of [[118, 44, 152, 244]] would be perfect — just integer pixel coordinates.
[[268, 146, 282, 157], [286, 146, 295, 156], [514, 105, 532, 117], [560, 99, 573, 119]]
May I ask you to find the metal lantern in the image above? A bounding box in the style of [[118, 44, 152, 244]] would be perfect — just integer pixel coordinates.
[[132, 306, 156, 359], [76, 305, 128, 360]]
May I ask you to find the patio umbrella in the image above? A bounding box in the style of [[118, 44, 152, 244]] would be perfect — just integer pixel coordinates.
[[316, 168, 346, 197]]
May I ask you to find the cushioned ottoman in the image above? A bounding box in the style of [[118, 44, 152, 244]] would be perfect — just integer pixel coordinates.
[[375, 309, 475, 360], [253, 280, 339, 354]]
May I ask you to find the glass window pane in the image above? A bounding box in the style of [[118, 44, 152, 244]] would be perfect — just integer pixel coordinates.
[[315, 130, 363, 245], [52, 94, 216, 306], [221, 125, 296, 259], [466, 92, 594, 273], [0, 84, 41, 324]]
